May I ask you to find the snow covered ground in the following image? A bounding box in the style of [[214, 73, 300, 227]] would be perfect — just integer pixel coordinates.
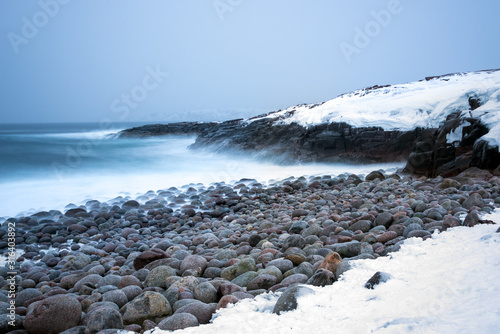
[[250, 69, 500, 147], [141, 209, 500, 334]]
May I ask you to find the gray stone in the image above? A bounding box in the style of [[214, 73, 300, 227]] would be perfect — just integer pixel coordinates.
[[374, 212, 394, 228], [364, 271, 391, 289], [144, 265, 177, 288], [120, 291, 172, 325], [462, 193, 484, 210], [82, 306, 124, 334], [267, 259, 293, 273], [174, 301, 214, 324], [158, 312, 199, 331], [247, 274, 277, 291], [102, 289, 128, 308], [348, 220, 372, 233], [15, 288, 42, 307], [180, 255, 208, 275], [221, 258, 256, 281], [231, 271, 259, 287], [403, 223, 424, 238], [193, 281, 218, 304]]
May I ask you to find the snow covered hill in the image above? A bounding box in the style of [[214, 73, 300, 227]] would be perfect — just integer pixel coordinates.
[[250, 69, 500, 146]]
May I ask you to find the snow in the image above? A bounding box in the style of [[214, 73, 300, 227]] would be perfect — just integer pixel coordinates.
[[249, 70, 500, 147], [137, 209, 500, 334]]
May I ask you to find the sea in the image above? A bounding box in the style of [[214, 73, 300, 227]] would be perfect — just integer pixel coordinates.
[[0, 122, 404, 221]]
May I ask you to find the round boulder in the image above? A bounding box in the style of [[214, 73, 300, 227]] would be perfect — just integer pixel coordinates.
[[23, 295, 82, 334]]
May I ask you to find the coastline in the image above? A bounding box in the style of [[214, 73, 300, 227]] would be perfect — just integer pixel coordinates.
[[1, 166, 499, 333]]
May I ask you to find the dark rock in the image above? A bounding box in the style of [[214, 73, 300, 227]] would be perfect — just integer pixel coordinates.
[[23, 295, 82, 334], [272, 286, 314, 315], [16, 288, 42, 307], [248, 234, 263, 247], [65, 208, 87, 218], [364, 271, 391, 289], [158, 312, 199, 331], [133, 248, 168, 270], [374, 212, 393, 228], [365, 171, 385, 181], [119, 122, 216, 138], [0, 314, 23, 332], [306, 269, 335, 287]]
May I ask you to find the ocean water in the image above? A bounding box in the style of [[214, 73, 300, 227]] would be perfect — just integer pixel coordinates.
[[0, 122, 404, 220]]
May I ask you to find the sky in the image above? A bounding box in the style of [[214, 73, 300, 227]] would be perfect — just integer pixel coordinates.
[[1, 0, 499, 124]]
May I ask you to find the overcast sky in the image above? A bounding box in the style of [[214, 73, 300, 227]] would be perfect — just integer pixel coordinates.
[[1, 0, 499, 124]]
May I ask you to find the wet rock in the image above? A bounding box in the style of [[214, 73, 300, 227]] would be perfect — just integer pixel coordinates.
[[272, 286, 314, 315], [364, 271, 391, 289]]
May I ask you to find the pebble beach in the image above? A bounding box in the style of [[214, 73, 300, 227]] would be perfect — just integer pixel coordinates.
[[1, 167, 499, 333]]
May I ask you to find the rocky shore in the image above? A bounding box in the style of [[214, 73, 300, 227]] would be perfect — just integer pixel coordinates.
[[1, 167, 499, 333]]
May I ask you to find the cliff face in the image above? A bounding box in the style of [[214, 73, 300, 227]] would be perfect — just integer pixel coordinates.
[[190, 118, 423, 164], [406, 109, 500, 177], [118, 70, 500, 176]]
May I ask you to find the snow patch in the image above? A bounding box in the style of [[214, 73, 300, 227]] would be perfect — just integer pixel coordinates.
[[139, 209, 500, 334], [250, 70, 500, 149]]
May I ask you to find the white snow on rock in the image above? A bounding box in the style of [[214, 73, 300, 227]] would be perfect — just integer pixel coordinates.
[[137, 209, 500, 334], [250, 69, 500, 146]]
